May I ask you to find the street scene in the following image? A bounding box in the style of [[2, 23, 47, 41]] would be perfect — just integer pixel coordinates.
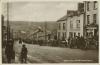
[[2, 1, 99, 63]]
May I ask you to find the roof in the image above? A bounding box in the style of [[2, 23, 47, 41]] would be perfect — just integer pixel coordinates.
[[57, 2, 84, 22], [67, 10, 78, 17], [57, 15, 67, 22]]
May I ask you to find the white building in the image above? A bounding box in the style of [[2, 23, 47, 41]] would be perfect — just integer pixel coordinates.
[[57, 3, 84, 40], [57, 15, 67, 40], [57, 2, 98, 40], [66, 10, 84, 39]]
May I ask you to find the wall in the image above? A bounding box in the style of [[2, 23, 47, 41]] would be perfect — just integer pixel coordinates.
[[66, 14, 84, 39], [85, 1, 98, 25], [57, 20, 66, 40]]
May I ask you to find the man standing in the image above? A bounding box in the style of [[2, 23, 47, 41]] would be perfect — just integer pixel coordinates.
[[21, 44, 28, 63], [19, 38, 22, 44]]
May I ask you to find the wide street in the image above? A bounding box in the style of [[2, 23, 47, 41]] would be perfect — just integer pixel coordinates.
[[13, 41, 98, 63]]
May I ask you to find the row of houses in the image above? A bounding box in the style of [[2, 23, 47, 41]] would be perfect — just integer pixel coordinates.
[[57, 1, 98, 40]]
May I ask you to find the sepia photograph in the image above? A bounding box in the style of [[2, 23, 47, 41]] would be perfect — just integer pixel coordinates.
[[1, 0, 99, 64]]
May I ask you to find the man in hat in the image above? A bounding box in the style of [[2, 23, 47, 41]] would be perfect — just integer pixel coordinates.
[[21, 44, 28, 63]]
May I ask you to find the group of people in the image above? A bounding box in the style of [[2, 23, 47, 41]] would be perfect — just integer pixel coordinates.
[[67, 35, 98, 49], [67, 36, 86, 49], [5, 39, 28, 63]]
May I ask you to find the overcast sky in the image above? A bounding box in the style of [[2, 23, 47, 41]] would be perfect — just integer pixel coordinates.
[[3, 1, 82, 22]]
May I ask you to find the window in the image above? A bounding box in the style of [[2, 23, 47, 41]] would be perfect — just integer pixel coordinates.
[[69, 32, 73, 38], [70, 21, 71, 28], [64, 32, 66, 38], [58, 23, 60, 30], [63, 32, 66, 38], [89, 32, 93, 38], [74, 32, 76, 37], [58, 32, 60, 39], [63, 23, 65, 30], [62, 32, 66, 40], [94, 1, 97, 9], [87, 15, 90, 24], [93, 14, 96, 23], [76, 20, 80, 28], [62, 33, 64, 40], [78, 33, 80, 37], [70, 21, 73, 28], [87, 2, 90, 11]]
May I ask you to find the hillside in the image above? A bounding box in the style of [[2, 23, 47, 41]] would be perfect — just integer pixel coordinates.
[[9, 21, 57, 33]]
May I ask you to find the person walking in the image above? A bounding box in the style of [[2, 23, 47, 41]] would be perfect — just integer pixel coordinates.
[[20, 44, 28, 63], [19, 38, 22, 44]]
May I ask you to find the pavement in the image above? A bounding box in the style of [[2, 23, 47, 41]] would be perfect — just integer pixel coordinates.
[[2, 41, 99, 63]]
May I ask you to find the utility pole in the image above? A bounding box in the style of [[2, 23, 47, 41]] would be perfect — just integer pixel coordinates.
[[2, 15, 4, 48], [45, 21, 47, 45], [12, 29, 13, 39], [7, 2, 10, 42]]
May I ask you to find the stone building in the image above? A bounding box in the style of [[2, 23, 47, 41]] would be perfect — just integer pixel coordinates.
[[84, 1, 98, 38]]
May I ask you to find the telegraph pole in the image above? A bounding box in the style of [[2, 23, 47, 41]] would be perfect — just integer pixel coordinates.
[[2, 15, 4, 48], [7, 2, 10, 42], [12, 29, 13, 39], [45, 21, 47, 45]]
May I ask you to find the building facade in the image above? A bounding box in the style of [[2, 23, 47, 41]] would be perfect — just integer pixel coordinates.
[[66, 10, 84, 39], [57, 1, 98, 40], [84, 1, 98, 38], [57, 3, 84, 40], [57, 15, 67, 40]]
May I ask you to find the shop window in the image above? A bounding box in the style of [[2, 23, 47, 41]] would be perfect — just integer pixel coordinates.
[[78, 33, 80, 37], [74, 32, 76, 37]]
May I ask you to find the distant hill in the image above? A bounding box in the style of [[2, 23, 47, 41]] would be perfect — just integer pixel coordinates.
[[9, 21, 57, 33]]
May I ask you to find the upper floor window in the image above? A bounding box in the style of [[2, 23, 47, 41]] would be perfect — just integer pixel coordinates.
[[58, 23, 61, 30], [94, 1, 97, 9], [93, 14, 97, 24], [76, 20, 80, 28], [70, 21, 73, 29], [87, 2, 90, 11], [63, 23, 65, 30], [87, 15, 90, 24]]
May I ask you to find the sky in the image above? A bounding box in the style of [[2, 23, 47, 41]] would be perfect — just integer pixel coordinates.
[[3, 1, 83, 22]]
